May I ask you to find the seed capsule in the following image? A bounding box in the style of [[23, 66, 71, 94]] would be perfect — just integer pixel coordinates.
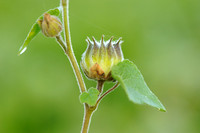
[[38, 13, 62, 37], [81, 36, 124, 81]]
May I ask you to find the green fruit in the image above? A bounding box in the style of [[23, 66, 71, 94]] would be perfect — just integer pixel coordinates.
[[81, 36, 124, 81]]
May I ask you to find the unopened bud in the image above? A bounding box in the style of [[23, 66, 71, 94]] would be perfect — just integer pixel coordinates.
[[81, 36, 124, 81], [38, 13, 62, 37]]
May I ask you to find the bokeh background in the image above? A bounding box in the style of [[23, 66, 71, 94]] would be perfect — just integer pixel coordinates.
[[0, 0, 200, 133]]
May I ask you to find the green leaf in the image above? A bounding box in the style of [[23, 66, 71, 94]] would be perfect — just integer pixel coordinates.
[[111, 59, 166, 112], [38, 7, 61, 20], [18, 23, 41, 55], [79, 88, 99, 106], [18, 7, 62, 55]]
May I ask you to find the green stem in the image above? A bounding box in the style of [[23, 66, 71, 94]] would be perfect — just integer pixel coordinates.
[[81, 81, 104, 133], [81, 104, 96, 133], [56, 36, 67, 51], [60, 1, 92, 133], [61, 0, 86, 93], [96, 82, 119, 105]]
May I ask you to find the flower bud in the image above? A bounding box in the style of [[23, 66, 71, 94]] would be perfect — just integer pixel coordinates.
[[38, 13, 62, 37], [81, 36, 124, 81]]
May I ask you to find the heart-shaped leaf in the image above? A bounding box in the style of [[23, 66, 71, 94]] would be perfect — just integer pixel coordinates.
[[18, 7, 62, 55], [111, 59, 166, 112], [79, 88, 99, 106]]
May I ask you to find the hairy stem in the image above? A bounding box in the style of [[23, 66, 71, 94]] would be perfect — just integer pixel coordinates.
[[56, 36, 66, 51], [81, 104, 96, 133], [81, 81, 104, 133], [61, 0, 86, 93], [96, 82, 119, 105], [60, 1, 92, 133]]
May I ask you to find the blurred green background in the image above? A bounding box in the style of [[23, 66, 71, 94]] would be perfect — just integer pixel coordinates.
[[0, 0, 200, 133]]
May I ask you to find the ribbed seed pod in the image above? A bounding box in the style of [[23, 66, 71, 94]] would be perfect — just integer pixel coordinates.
[[81, 36, 124, 81]]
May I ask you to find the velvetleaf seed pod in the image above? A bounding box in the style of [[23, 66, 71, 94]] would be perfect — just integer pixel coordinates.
[[38, 13, 62, 37], [81, 36, 124, 81]]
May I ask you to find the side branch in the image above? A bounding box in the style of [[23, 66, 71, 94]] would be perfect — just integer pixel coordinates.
[[56, 36, 67, 51], [96, 82, 120, 105]]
